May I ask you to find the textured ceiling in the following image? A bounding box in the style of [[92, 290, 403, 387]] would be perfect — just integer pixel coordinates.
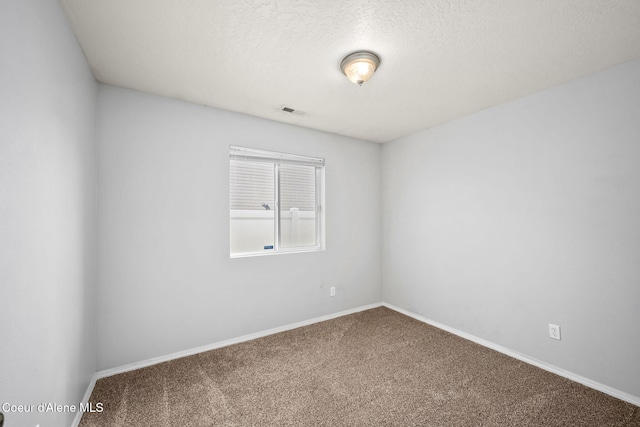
[[60, 0, 640, 143]]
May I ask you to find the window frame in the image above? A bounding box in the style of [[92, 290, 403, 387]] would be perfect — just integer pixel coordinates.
[[229, 145, 325, 258]]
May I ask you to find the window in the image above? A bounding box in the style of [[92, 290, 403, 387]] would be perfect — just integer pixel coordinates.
[[230, 146, 324, 257]]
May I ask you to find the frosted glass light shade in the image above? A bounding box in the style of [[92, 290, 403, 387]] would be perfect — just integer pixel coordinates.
[[340, 51, 380, 86]]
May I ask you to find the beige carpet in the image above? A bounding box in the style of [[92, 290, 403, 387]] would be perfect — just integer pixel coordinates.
[[80, 307, 639, 426]]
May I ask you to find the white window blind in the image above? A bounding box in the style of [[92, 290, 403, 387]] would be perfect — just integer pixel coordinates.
[[230, 160, 274, 211], [280, 164, 316, 212]]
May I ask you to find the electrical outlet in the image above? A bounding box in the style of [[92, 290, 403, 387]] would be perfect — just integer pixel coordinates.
[[330, 286, 336, 297], [549, 324, 561, 340]]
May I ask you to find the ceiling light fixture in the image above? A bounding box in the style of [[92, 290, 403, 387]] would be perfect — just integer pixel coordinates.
[[340, 51, 380, 86]]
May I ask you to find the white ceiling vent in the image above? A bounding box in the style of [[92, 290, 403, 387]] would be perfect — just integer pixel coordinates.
[[279, 106, 305, 116]]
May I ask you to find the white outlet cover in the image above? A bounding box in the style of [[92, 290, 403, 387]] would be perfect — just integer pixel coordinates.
[[549, 324, 561, 340]]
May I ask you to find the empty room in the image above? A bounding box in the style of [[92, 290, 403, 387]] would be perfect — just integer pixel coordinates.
[[1, 1, 639, 426]]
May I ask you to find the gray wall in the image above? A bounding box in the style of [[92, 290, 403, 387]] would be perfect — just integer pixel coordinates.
[[0, 1, 98, 426], [382, 59, 640, 397], [97, 85, 382, 370]]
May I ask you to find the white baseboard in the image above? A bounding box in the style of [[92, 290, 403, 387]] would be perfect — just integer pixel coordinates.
[[382, 302, 640, 407], [70, 372, 98, 427], [95, 302, 383, 379]]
